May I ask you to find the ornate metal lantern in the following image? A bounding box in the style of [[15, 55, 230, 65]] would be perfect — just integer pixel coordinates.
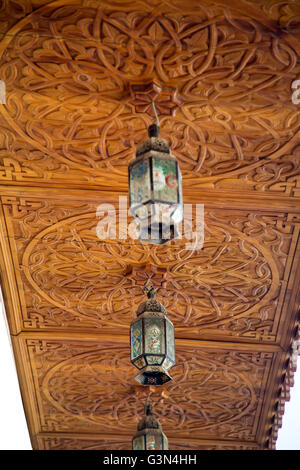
[[130, 280, 175, 386], [128, 112, 183, 244], [132, 399, 168, 450]]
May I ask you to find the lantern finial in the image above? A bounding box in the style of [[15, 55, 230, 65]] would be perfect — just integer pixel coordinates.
[[143, 279, 157, 300], [145, 395, 152, 415]]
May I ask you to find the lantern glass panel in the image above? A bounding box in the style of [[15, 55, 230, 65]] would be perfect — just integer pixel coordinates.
[[134, 356, 147, 369], [146, 434, 163, 450], [133, 436, 145, 450], [152, 202, 174, 218], [134, 204, 150, 220], [172, 166, 183, 223], [152, 157, 178, 203], [166, 318, 175, 362], [162, 357, 173, 370], [146, 355, 164, 365], [131, 320, 143, 361], [144, 318, 165, 355], [163, 434, 168, 449], [129, 159, 151, 210]]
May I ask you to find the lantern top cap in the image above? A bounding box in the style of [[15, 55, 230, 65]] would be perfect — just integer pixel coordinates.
[[135, 117, 170, 157], [144, 279, 157, 299], [135, 135, 170, 157], [137, 398, 162, 431], [136, 279, 167, 316], [148, 123, 160, 138]]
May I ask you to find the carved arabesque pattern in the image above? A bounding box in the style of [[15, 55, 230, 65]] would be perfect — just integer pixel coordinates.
[[6, 199, 292, 339], [26, 338, 270, 439], [0, 0, 299, 452], [0, 0, 300, 188], [2, 195, 296, 340]]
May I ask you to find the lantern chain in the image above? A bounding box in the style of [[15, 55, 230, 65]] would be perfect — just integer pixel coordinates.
[[151, 100, 160, 127]]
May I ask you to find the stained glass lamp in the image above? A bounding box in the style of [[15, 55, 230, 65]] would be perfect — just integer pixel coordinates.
[[130, 280, 175, 386], [128, 121, 183, 244], [132, 400, 168, 450]]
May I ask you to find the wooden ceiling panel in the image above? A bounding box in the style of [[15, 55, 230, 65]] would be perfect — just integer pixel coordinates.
[[11, 333, 279, 449], [0, 0, 299, 451], [0, 193, 298, 345], [0, 0, 299, 193]]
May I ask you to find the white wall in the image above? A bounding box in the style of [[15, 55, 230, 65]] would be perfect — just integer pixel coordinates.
[[0, 296, 32, 450], [276, 363, 300, 450]]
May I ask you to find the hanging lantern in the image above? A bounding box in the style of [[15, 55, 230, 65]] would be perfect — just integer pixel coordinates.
[[128, 105, 183, 244], [132, 399, 168, 450], [130, 279, 175, 386]]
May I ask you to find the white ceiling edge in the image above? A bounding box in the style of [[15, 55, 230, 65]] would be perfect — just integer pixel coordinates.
[[276, 358, 300, 450], [0, 293, 32, 450]]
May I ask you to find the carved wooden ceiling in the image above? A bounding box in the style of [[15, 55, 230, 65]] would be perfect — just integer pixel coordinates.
[[0, 0, 299, 450]]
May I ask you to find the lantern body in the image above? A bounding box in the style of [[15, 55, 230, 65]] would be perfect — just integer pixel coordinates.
[[130, 295, 175, 386], [132, 430, 168, 450], [129, 124, 183, 244]]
